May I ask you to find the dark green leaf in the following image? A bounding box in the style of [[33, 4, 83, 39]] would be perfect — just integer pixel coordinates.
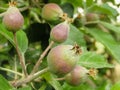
[[39, 83, 47, 90], [111, 81, 120, 90], [61, 3, 74, 18], [0, 75, 13, 90], [87, 28, 120, 63], [48, 0, 61, 4], [43, 72, 62, 90], [100, 21, 120, 34], [78, 52, 113, 68], [16, 30, 28, 53]]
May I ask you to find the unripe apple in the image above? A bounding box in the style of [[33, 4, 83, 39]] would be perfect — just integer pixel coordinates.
[[47, 45, 79, 75], [65, 66, 88, 86], [86, 13, 99, 22], [50, 21, 69, 43], [3, 6, 24, 32], [41, 3, 63, 22]]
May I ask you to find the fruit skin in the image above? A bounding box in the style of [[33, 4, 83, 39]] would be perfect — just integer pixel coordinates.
[[50, 21, 69, 43], [41, 3, 63, 21], [47, 45, 79, 75], [3, 6, 24, 32], [85, 13, 99, 27], [65, 66, 88, 86], [86, 13, 99, 22]]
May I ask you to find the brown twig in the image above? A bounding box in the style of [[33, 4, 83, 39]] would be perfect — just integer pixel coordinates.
[[14, 32, 28, 77], [31, 41, 54, 74], [12, 67, 49, 87]]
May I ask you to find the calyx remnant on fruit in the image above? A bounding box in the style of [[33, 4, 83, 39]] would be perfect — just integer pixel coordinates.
[[41, 3, 63, 21], [65, 65, 88, 86], [47, 45, 79, 75], [3, 5, 24, 32], [50, 21, 69, 43]]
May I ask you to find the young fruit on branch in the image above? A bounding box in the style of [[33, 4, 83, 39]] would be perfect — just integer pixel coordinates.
[[85, 13, 99, 27], [41, 3, 63, 22], [65, 65, 88, 86], [3, 5, 24, 32], [50, 21, 69, 43], [85, 13, 99, 22], [47, 45, 80, 76]]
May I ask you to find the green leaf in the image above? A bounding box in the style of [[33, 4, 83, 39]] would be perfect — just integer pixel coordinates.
[[43, 72, 62, 90], [0, 75, 13, 90], [16, 30, 28, 53], [111, 81, 120, 90], [17, 86, 32, 90], [86, 0, 94, 7], [0, 24, 14, 46], [62, 0, 83, 7], [100, 21, 120, 34], [78, 52, 113, 68], [62, 82, 95, 90], [88, 3, 118, 16], [63, 24, 86, 46], [87, 28, 120, 63]]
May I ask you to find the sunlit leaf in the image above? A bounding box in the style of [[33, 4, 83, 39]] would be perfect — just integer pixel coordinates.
[[87, 28, 120, 62], [78, 52, 113, 68]]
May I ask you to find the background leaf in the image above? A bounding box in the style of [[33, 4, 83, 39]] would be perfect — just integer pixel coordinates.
[[100, 21, 120, 34], [111, 81, 120, 90], [86, 0, 94, 7], [87, 28, 120, 62], [78, 52, 113, 68], [61, 0, 83, 8], [87, 3, 118, 16]]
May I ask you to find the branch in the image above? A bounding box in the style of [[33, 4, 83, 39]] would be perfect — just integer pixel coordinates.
[[12, 67, 49, 87], [0, 67, 23, 76], [31, 41, 54, 74], [84, 21, 99, 25], [14, 32, 28, 77]]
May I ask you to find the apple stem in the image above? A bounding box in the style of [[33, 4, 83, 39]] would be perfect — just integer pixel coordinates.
[[55, 77, 65, 81], [30, 41, 54, 75], [13, 32, 28, 77]]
